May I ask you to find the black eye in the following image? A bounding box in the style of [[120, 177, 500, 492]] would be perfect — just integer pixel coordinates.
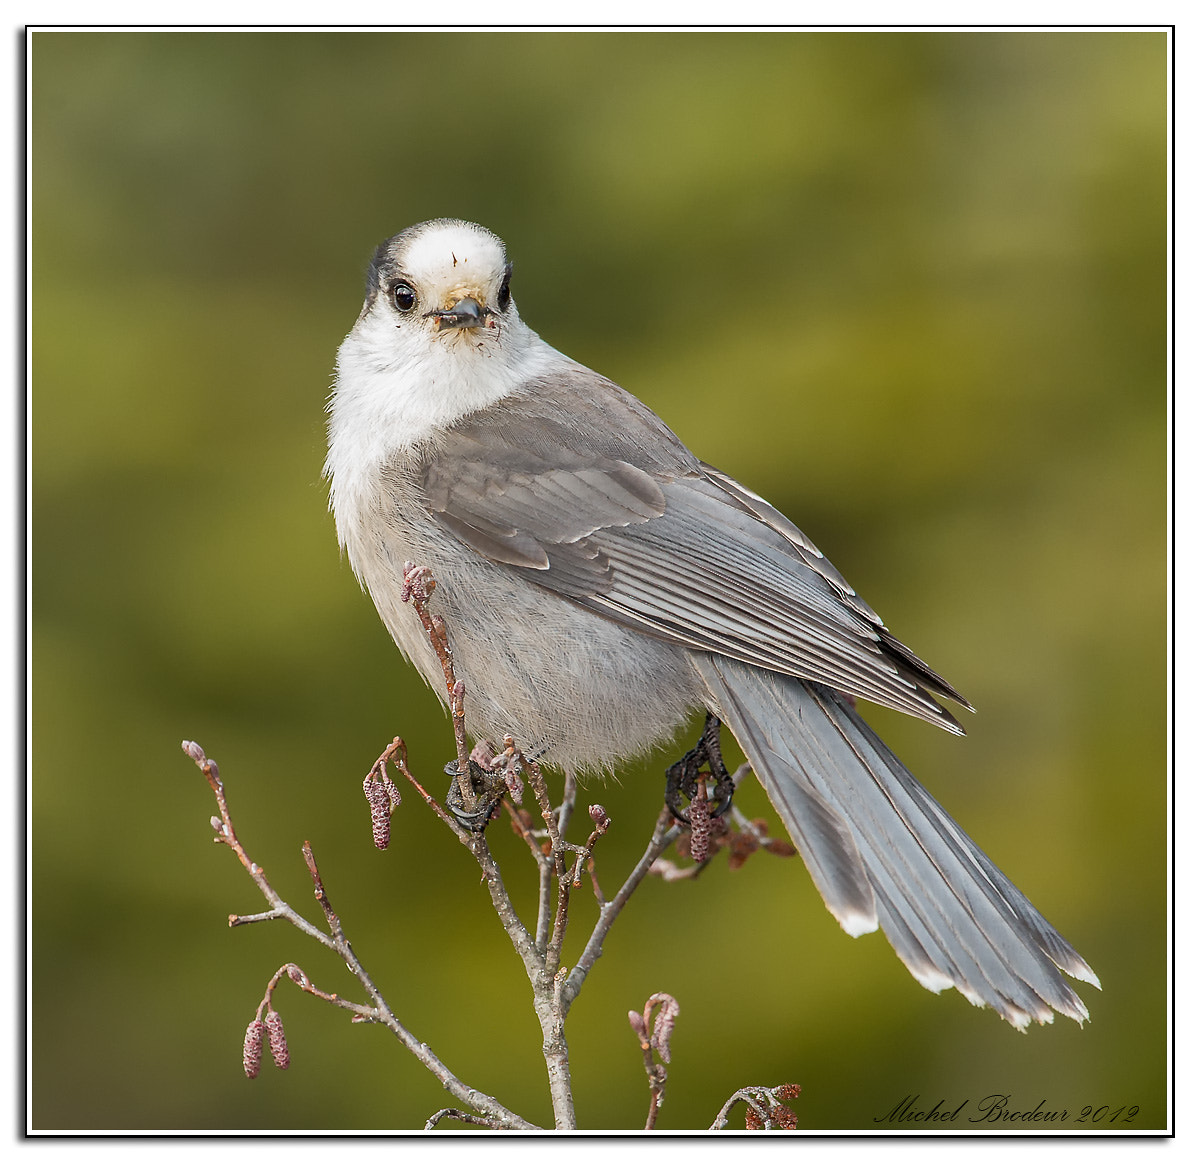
[[496, 265, 512, 312], [391, 281, 417, 312]]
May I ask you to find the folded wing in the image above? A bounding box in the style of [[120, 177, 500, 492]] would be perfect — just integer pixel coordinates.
[[423, 371, 966, 730]]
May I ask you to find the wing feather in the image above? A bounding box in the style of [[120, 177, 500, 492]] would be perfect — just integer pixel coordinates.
[[420, 372, 965, 728]]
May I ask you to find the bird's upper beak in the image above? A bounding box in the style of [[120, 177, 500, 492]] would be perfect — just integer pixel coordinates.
[[428, 297, 488, 331]]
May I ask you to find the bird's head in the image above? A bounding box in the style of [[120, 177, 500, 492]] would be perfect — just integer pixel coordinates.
[[358, 218, 517, 346], [329, 219, 563, 470]]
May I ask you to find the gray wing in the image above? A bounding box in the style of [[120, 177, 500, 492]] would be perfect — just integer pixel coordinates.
[[422, 371, 968, 731]]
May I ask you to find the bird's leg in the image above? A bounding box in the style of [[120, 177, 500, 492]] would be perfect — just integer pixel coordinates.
[[700, 712, 736, 815], [664, 713, 735, 825]]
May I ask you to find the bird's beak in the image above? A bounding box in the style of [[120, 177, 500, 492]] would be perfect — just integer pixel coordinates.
[[429, 297, 487, 331]]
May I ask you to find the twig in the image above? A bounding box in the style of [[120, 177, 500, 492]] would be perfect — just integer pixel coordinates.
[[386, 737, 544, 985], [544, 807, 612, 973], [573, 805, 611, 894], [504, 736, 564, 867], [400, 563, 472, 799], [504, 801, 546, 862], [561, 806, 683, 1013], [181, 742, 339, 954], [396, 575, 640, 1132], [379, 672, 576, 1123], [709, 1084, 802, 1131], [388, 739, 469, 836], [557, 770, 578, 841], [186, 562, 744, 1131], [425, 1108, 509, 1130], [181, 739, 538, 1130], [628, 993, 679, 1130]]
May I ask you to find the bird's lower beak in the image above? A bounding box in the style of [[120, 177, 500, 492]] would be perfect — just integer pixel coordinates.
[[430, 297, 487, 331]]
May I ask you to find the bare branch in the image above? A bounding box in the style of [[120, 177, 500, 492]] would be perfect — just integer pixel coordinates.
[[384, 600, 576, 1128], [184, 565, 763, 1131], [425, 1108, 510, 1131], [561, 807, 683, 1013], [710, 1083, 802, 1131], [629, 993, 680, 1130], [181, 739, 538, 1130], [181, 740, 339, 954], [505, 737, 564, 867], [399, 563, 472, 796]]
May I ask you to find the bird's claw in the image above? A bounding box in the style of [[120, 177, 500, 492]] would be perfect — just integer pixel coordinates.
[[664, 713, 735, 825], [444, 758, 508, 831]]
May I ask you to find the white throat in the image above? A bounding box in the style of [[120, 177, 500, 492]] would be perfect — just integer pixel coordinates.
[[324, 306, 569, 545]]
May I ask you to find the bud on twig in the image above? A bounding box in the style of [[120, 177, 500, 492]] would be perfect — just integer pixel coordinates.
[[285, 963, 310, 988], [649, 995, 679, 1063], [400, 561, 436, 604], [502, 765, 525, 805]]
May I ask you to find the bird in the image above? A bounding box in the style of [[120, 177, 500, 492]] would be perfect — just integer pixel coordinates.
[[325, 217, 1099, 1028]]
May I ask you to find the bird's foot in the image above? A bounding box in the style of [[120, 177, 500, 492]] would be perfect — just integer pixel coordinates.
[[443, 758, 508, 831], [664, 713, 735, 825]]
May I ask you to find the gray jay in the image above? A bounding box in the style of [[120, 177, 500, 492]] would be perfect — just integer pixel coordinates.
[[326, 218, 1098, 1028]]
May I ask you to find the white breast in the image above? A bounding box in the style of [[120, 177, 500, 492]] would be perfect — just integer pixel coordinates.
[[324, 309, 571, 553]]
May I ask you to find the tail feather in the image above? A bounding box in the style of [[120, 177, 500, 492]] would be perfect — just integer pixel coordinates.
[[693, 654, 1098, 1029]]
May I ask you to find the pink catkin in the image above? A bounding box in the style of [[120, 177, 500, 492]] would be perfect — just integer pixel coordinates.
[[264, 1010, 289, 1070], [688, 794, 712, 863], [364, 775, 391, 850], [243, 1019, 265, 1079]]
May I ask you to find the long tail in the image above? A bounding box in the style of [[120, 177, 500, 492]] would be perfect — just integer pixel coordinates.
[[692, 654, 1099, 1029]]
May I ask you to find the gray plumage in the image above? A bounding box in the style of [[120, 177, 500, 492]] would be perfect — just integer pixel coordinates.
[[326, 218, 1099, 1028]]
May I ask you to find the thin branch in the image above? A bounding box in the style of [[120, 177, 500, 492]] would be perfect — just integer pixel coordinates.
[[392, 719, 577, 1129], [393, 582, 599, 1133], [186, 562, 737, 1132], [503, 800, 547, 862], [399, 564, 472, 798], [390, 741, 543, 983], [182, 739, 538, 1131], [506, 737, 564, 869], [181, 742, 339, 954], [709, 1084, 802, 1131], [228, 909, 287, 927], [545, 806, 611, 979], [561, 806, 683, 1013], [629, 993, 679, 1130], [534, 857, 555, 956], [545, 871, 573, 981], [425, 1108, 509, 1131], [556, 770, 578, 841]]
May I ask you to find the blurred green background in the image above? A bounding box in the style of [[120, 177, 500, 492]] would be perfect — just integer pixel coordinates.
[[32, 30, 1167, 1132]]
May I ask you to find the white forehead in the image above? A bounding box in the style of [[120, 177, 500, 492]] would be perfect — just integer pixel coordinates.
[[399, 220, 508, 291]]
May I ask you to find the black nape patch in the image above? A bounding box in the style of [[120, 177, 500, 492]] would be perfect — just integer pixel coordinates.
[[361, 236, 400, 312]]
